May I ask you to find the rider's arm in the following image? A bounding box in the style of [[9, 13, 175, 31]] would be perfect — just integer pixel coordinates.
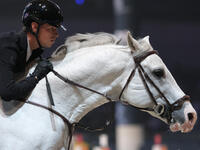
[[0, 49, 38, 101]]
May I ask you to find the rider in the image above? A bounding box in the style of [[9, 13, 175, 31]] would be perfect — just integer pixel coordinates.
[[0, 0, 65, 101]]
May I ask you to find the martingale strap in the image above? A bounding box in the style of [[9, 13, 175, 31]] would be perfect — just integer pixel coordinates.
[[15, 97, 114, 150], [13, 99, 74, 150]]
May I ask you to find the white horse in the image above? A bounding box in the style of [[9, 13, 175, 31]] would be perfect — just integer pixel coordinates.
[[0, 32, 197, 150]]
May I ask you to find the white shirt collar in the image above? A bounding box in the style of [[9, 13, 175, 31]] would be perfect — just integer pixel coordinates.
[[26, 38, 32, 62]]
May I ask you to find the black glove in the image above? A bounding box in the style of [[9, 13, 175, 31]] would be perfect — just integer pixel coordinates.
[[31, 59, 53, 81]]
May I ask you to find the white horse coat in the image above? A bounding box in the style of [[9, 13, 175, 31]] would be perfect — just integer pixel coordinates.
[[0, 32, 197, 150]]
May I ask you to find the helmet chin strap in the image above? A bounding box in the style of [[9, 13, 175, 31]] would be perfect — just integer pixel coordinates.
[[30, 23, 43, 50]]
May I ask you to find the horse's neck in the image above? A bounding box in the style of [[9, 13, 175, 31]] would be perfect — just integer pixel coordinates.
[[29, 45, 134, 123]]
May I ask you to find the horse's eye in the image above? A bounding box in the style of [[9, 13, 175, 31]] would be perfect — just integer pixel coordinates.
[[152, 69, 164, 78]]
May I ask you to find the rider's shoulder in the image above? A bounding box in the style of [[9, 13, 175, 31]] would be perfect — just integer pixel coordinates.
[[0, 31, 27, 51], [0, 31, 21, 41]]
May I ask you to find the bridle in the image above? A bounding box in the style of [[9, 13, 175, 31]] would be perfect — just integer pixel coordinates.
[[118, 50, 190, 124], [17, 49, 190, 150]]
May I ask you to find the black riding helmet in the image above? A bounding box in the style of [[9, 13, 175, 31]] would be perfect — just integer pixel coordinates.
[[22, 0, 66, 31]]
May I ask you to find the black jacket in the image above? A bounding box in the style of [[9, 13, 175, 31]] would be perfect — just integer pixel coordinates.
[[0, 31, 43, 101]]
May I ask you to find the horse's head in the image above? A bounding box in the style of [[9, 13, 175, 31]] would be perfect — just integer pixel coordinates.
[[121, 32, 197, 133]]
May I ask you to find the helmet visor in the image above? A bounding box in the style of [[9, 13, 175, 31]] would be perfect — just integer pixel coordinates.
[[60, 25, 67, 31]]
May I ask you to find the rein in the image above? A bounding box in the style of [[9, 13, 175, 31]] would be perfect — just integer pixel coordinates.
[[49, 50, 190, 124], [51, 70, 113, 102], [19, 49, 190, 150]]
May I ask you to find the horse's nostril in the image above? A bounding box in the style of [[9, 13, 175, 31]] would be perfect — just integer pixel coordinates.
[[188, 113, 194, 121]]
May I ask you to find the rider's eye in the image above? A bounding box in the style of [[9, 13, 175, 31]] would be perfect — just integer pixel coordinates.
[[152, 69, 164, 78], [46, 27, 57, 33]]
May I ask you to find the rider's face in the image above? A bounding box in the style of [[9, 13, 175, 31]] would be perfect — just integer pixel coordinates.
[[38, 23, 59, 48], [31, 22, 59, 48]]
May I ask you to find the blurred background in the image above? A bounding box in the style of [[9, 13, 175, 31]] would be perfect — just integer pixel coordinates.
[[1, 0, 200, 150]]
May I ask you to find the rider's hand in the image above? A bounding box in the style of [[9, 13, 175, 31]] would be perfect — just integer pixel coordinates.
[[31, 59, 53, 81]]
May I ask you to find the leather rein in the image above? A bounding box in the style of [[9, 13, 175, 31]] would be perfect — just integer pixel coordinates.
[[48, 50, 190, 125], [20, 50, 190, 150]]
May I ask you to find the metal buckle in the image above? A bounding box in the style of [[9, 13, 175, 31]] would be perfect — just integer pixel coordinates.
[[153, 103, 165, 116]]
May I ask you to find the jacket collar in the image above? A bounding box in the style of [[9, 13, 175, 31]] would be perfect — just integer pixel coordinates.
[[16, 31, 44, 64]]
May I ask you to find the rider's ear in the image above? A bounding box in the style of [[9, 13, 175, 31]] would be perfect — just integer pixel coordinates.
[[31, 22, 39, 33], [127, 31, 140, 52]]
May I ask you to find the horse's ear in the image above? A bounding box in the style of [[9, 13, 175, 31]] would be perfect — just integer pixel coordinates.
[[127, 31, 140, 52], [143, 35, 153, 50], [49, 44, 67, 62], [143, 36, 150, 45]]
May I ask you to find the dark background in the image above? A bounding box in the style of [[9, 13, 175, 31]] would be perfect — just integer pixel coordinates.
[[1, 0, 200, 150]]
